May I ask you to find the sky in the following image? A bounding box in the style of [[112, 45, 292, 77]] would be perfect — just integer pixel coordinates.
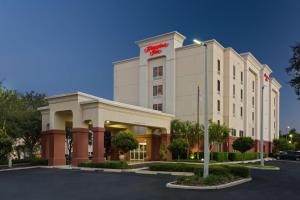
[[0, 0, 299, 132]]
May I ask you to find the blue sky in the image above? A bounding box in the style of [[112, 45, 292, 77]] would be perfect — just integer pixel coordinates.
[[0, 0, 299, 132]]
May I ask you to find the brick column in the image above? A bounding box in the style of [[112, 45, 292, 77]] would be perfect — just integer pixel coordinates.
[[92, 127, 105, 162], [151, 134, 161, 161], [48, 130, 66, 166], [72, 128, 89, 166], [41, 131, 50, 160], [161, 133, 172, 161]]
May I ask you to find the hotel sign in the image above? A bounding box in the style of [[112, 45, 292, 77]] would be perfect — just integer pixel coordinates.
[[144, 42, 169, 56]]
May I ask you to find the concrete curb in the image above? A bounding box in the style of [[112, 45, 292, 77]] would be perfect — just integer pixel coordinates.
[[245, 166, 280, 170], [166, 177, 252, 190], [135, 170, 194, 176], [0, 166, 40, 172]]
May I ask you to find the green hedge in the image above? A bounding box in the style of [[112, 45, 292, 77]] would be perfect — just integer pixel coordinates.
[[78, 161, 129, 169], [149, 163, 200, 172], [150, 163, 250, 178], [211, 152, 229, 162], [30, 159, 48, 166], [0, 159, 48, 166], [228, 152, 243, 161]]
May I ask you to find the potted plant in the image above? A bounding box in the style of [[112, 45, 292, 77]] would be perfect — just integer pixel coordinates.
[[112, 131, 138, 160]]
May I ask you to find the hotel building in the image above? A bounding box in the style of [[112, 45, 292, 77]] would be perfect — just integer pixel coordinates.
[[39, 31, 281, 166]]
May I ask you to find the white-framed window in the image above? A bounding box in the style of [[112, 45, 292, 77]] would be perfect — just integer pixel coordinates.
[[240, 107, 243, 117], [153, 66, 163, 78], [241, 71, 243, 84], [252, 112, 255, 121], [217, 100, 221, 112], [233, 84, 236, 98], [252, 81, 255, 92], [240, 89, 243, 101], [153, 103, 163, 111], [252, 128, 255, 136], [232, 129, 237, 137], [130, 143, 147, 161], [252, 96, 255, 108], [217, 80, 221, 93], [239, 130, 244, 137], [233, 103, 236, 117], [233, 65, 236, 79], [153, 85, 163, 96], [217, 59, 221, 74]]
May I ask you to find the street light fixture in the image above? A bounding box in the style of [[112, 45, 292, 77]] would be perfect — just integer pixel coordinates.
[[193, 38, 209, 178]]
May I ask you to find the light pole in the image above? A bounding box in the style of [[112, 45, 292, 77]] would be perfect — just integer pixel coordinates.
[[193, 39, 209, 178], [197, 85, 200, 160]]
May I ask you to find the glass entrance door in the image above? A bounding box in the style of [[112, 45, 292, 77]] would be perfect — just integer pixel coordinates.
[[130, 143, 147, 161]]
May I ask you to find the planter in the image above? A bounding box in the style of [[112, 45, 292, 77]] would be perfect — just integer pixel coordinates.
[[119, 154, 125, 161]]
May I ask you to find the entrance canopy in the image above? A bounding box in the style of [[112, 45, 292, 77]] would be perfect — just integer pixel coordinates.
[[39, 91, 174, 132], [38, 92, 174, 166]]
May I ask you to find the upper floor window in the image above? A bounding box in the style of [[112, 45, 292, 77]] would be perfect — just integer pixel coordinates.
[[232, 129, 236, 137], [274, 98, 276, 106], [217, 60, 221, 73], [217, 120, 220, 125], [153, 85, 163, 96], [252, 96, 255, 107], [241, 71, 243, 84], [252, 81, 255, 92], [252, 128, 255, 136], [153, 103, 163, 111], [153, 66, 163, 78], [233, 65, 236, 79], [233, 84, 236, 98], [233, 103, 236, 117], [240, 106, 243, 117], [217, 100, 221, 112], [241, 89, 243, 101], [252, 112, 255, 121], [239, 130, 244, 137], [217, 80, 221, 93]]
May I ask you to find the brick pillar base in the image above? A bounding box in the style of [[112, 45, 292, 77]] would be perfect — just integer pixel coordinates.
[[151, 134, 161, 161], [92, 127, 105, 162], [161, 133, 172, 161], [48, 130, 66, 166], [41, 131, 50, 160], [72, 128, 89, 166]]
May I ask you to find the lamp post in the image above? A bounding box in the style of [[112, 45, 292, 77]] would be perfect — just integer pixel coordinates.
[[193, 39, 209, 178], [197, 85, 200, 160]]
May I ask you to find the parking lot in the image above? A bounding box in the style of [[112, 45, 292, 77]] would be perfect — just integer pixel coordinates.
[[0, 161, 299, 200]]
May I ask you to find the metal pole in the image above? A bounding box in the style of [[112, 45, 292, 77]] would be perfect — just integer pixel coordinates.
[[197, 86, 200, 160], [203, 44, 209, 178], [260, 72, 264, 166]]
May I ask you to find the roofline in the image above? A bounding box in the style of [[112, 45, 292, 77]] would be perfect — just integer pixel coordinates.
[[37, 106, 50, 111], [112, 56, 139, 65], [271, 78, 282, 89], [135, 31, 186, 45]]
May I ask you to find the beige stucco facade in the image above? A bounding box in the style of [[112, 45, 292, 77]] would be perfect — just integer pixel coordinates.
[[113, 31, 281, 144]]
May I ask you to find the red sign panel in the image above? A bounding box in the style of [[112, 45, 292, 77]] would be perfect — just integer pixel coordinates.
[[144, 43, 169, 56], [264, 73, 270, 81]]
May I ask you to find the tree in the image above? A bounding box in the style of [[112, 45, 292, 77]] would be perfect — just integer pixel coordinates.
[[112, 131, 138, 155], [208, 121, 229, 152], [232, 137, 255, 160], [0, 127, 13, 161], [167, 138, 188, 160], [170, 119, 203, 159], [286, 43, 300, 99], [273, 138, 294, 152]]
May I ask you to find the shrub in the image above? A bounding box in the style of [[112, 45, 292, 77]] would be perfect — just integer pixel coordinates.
[[211, 152, 229, 162], [232, 137, 255, 160], [112, 131, 138, 154], [149, 163, 200, 172], [244, 152, 258, 160], [78, 161, 129, 169], [168, 138, 188, 160], [0, 131, 13, 161], [228, 152, 243, 161], [228, 165, 250, 178], [30, 159, 48, 166]]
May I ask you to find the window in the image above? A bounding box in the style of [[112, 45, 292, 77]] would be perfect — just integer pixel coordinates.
[[153, 103, 163, 111], [239, 130, 244, 137], [240, 89, 243, 101], [217, 60, 221, 73], [233, 65, 236, 79], [153, 66, 163, 78], [240, 107, 243, 117], [274, 122, 276, 129], [252, 128, 255, 136], [232, 129, 236, 136], [252, 112, 254, 121], [241, 72, 243, 83], [153, 85, 163, 96], [217, 100, 221, 112], [217, 120, 220, 125], [233, 84, 235, 98], [233, 103, 235, 116], [274, 109, 276, 117], [274, 98, 276, 106], [252, 96, 255, 107], [217, 80, 221, 93], [252, 81, 255, 92]]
